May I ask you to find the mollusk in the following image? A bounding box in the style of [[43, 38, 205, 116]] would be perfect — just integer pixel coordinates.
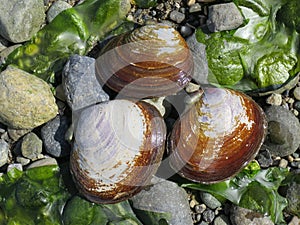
[[168, 87, 267, 183], [70, 99, 166, 204], [95, 23, 193, 98]]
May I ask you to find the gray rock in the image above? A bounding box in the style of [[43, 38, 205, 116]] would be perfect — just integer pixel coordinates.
[[0, 139, 9, 167], [199, 192, 222, 209], [7, 128, 31, 142], [62, 55, 109, 111], [186, 33, 209, 85], [41, 115, 71, 157], [214, 215, 230, 225], [0, 0, 45, 43], [27, 157, 57, 169], [47, 0, 71, 22], [230, 206, 274, 225], [131, 177, 193, 225], [0, 66, 58, 129], [202, 208, 215, 223], [21, 132, 43, 160], [264, 106, 300, 157], [286, 182, 300, 217], [189, 3, 201, 13], [169, 10, 185, 23], [207, 3, 244, 32], [16, 156, 31, 166], [7, 163, 23, 173], [293, 87, 300, 101]]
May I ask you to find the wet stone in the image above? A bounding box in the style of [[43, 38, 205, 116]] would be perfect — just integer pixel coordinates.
[[207, 2, 244, 32], [21, 132, 43, 160], [256, 149, 273, 168], [62, 55, 109, 111], [199, 192, 222, 209], [0, 0, 45, 43], [131, 176, 194, 225], [41, 115, 71, 158], [202, 208, 215, 223], [264, 106, 300, 157], [0, 139, 9, 167]]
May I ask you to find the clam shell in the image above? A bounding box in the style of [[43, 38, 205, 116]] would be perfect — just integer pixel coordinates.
[[70, 99, 166, 203], [95, 23, 194, 98], [168, 87, 267, 183]]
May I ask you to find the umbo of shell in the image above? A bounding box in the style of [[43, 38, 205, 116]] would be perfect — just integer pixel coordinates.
[[70, 23, 268, 204]]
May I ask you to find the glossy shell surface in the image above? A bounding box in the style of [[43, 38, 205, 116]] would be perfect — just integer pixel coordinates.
[[95, 23, 193, 98], [168, 87, 267, 183], [70, 99, 166, 203]]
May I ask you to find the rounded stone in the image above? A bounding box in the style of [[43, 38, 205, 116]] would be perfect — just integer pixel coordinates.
[[21, 132, 43, 160], [0, 139, 9, 167], [264, 106, 300, 157], [47, 0, 71, 22], [41, 115, 71, 157], [199, 192, 222, 209], [0, 66, 58, 129], [293, 87, 300, 101], [0, 0, 45, 43]]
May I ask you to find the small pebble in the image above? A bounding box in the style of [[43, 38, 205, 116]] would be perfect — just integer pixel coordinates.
[[293, 101, 300, 111], [195, 204, 207, 213], [169, 10, 185, 23], [200, 192, 222, 209], [7, 163, 22, 173], [202, 208, 215, 223], [27, 157, 58, 169], [256, 150, 273, 168], [189, 3, 201, 13], [7, 128, 31, 142], [266, 93, 282, 106], [16, 156, 31, 166], [21, 132, 43, 161], [180, 25, 193, 37], [214, 215, 230, 225], [279, 158, 288, 168], [293, 87, 300, 100]]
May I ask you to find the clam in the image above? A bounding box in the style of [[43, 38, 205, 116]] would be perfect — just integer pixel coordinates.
[[95, 23, 194, 98], [168, 87, 267, 183], [70, 99, 166, 204]]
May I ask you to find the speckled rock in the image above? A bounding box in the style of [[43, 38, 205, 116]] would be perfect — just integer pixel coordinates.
[[199, 192, 222, 209], [21, 132, 43, 160], [62, 55, 109, 111], [131, 177, 193, 225], [230, 206, 274, 225], [286, 181, 300, 217], [207, 3, 244, 32], [47, 0, 72, 22], [264, 106, 300, 157], [0, 139, 9, 167], [0, 0, 45, 43], [41, 115, 71, 157], [0, 66, 58, 129]]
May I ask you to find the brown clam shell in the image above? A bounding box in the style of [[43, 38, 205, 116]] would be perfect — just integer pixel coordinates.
[[70, 99, 166, 203], [168, 87, 267, 183], [95, 23, 193, 98]]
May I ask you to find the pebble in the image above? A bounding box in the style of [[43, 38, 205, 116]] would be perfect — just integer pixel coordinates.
[[41, 115, 71, 158], [206, 3, 244, 32], [264, 106, 300, 157], [293, 100, 300, 112], [169, 10, 185, 23], [293, 87, 300, 100], [214, 215, 230, 225], [199, 192, 222, 209], [230, 206, 274, 225], [7, 163, 23, 173], [256, 149, 273, 168], [0, 139, 9, 167], [202, 208, 215, 223], [0, 66, 58, 129], [131, 176, 194, 225], [286, 182, 300, 217], [195, 203, 207, 213], [288, 216, 300, 225], [0, 0, 45, 43], [16, 156, 31, 166], [47, 0, 72, 22], [189, 3, 202, 13], [279, 158, 288, 168], [21, 132, 43, 161], [180, 25, 193, 37], [62, 55, 109, 111], [266, 93, 282, 106], [27, 157, 57, 169], [7, 128, 31, 142]]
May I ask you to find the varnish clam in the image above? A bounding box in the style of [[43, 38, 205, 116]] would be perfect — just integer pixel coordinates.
[[95, 23, 194, 98], [70, 99, 166, 204], [168, 87, 267, 183]]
